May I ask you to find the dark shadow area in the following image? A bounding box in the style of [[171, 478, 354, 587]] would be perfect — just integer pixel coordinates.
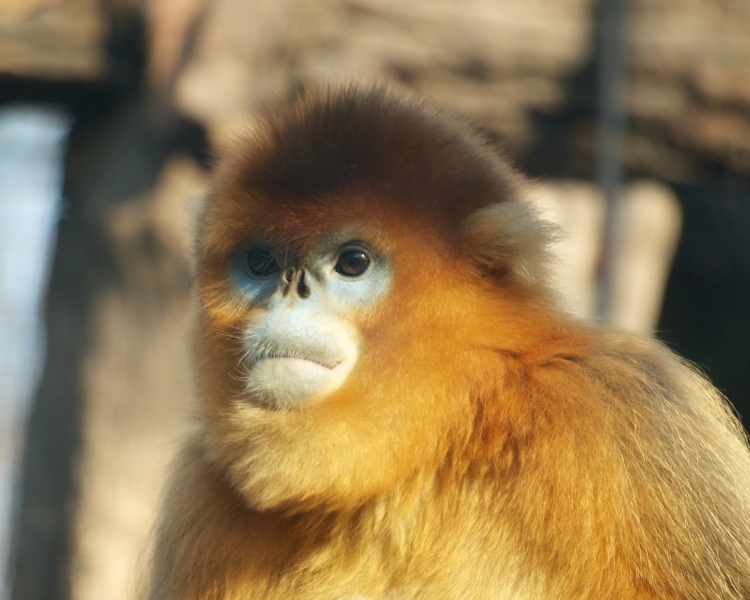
[[522, 61, 598, 180], [658, 184, 750, 429]]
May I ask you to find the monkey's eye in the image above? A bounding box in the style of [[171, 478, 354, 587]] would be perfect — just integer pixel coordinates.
[[245, 248, 280, 278], [334, 249, 371, 278]]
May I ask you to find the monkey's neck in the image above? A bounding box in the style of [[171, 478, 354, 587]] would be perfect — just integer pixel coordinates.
[[154, 432, 525, 599]]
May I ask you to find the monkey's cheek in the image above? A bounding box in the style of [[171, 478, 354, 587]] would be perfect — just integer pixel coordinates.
[[245, 357, 355, 408]]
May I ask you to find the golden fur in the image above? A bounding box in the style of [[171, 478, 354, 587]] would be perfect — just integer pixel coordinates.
[[149, 85, 750, 599]]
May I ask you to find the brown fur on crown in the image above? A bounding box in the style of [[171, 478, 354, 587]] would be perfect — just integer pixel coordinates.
[[233, 84, 523, 212], [149, 84, 750, 600]]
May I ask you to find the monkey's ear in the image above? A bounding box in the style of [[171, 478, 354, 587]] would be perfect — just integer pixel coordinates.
[[462, 201, 558, 290]]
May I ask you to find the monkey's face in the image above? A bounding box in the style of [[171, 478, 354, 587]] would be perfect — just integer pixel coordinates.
[[194, 192, 495, 508], [194, 192, 451, 413], [229, 230, 392, 408]]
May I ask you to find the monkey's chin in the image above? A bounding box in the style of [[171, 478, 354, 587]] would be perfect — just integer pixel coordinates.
[[245, 357, 354, 408]]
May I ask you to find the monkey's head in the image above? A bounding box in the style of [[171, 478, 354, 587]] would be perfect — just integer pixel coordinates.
[[194, 85, 555, 511]]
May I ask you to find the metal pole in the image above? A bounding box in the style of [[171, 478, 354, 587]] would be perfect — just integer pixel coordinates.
[[596, 0, 629, 321]]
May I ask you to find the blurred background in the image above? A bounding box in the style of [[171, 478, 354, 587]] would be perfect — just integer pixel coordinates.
[[0, 0, 748, 598]]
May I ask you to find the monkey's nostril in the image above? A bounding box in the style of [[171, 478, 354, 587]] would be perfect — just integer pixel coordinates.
[[280, 269, 295, 297], [297, 270, 311, 299]]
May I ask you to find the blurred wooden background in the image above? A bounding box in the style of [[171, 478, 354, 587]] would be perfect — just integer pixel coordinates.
[[1, 0, 749, 598]]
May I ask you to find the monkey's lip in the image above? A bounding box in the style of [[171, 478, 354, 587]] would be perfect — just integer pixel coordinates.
[[254, 354, 341, 370], [245, 353, 354, 407]]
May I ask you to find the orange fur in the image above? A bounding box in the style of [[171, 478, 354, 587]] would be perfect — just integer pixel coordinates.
[[149, 85, 750, 599]]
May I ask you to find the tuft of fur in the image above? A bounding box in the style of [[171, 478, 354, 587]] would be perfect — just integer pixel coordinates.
[[462, 201, 560, 290], [149, 84, 750, 600]]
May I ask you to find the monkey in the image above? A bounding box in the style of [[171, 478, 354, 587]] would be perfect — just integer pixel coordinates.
[[148, 84, 750, 599]]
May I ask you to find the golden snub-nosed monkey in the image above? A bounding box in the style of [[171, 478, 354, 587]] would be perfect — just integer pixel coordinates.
[[148, 84, 750, 600]]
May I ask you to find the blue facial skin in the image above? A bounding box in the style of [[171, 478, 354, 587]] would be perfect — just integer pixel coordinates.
[[230, 234, 392, 310]]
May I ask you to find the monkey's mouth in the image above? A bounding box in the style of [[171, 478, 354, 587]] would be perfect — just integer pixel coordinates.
[[254, 353, 341, 370], [239, 319, 359, 408], [243, 349, 355, 408]]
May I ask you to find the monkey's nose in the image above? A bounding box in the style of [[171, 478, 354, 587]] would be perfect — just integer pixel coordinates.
[[280, 268, 312, 299]]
